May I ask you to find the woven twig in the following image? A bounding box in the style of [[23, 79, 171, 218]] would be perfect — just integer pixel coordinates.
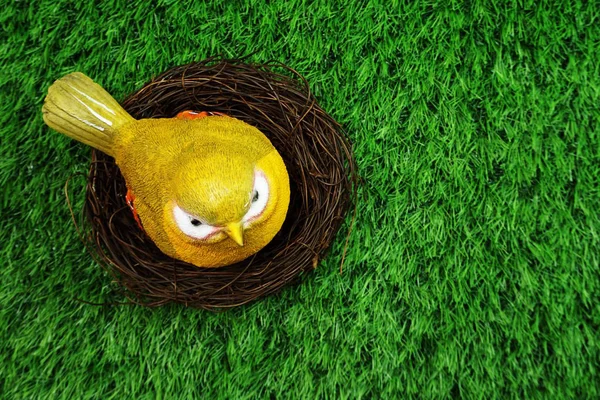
[[83, 58, 357, 309]]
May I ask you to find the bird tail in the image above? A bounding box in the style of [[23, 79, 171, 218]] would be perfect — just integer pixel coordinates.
[[42, 72, 135, 156]]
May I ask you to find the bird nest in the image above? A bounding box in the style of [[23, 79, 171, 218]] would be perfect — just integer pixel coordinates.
[[82, 58, 356, 309]]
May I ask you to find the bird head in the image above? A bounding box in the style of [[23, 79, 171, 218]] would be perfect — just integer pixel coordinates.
[[164, 148, 284, 248]]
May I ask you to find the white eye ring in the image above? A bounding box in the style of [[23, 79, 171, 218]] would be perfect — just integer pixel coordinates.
[[173, 205, 218, 240], [243, 170, 269, 224]]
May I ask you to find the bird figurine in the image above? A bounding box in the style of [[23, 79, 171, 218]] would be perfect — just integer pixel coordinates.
[[42, 72, 290, 268]]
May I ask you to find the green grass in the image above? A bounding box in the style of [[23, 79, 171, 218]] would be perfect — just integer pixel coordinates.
[[2, 0, 600, 398]]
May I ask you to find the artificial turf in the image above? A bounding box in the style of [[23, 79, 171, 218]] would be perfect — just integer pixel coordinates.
[[2, 0, 600, 398]]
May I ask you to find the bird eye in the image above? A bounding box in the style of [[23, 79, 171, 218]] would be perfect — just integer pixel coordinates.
[[243, 171, 269, 223], [173, 205, 217, 239]]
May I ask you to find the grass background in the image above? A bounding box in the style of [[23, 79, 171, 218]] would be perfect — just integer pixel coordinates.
[[2, 0, 600, 398]]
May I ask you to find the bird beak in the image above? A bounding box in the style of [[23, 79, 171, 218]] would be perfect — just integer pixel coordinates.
[[225, 222, 244, 246]]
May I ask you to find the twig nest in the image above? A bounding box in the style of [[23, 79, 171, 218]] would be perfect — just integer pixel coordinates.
[[85, 58, 356, 309]]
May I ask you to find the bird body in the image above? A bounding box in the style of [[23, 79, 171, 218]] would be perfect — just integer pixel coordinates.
[[42, 73, 290, 268]]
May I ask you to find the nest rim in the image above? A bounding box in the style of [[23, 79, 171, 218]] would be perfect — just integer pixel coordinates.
[[82, 57, 357, 310]]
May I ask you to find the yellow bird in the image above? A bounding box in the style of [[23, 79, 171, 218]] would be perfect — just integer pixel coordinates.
[[42, 72, 290, 268]]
